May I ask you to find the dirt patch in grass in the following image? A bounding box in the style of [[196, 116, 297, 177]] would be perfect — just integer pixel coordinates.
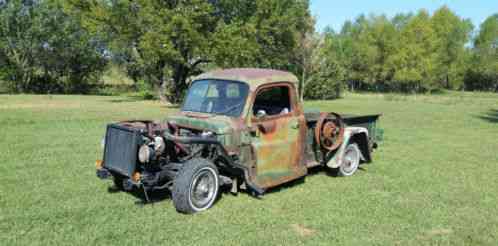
[[419, 228, 453, 240], [291, 224, 316, 237]]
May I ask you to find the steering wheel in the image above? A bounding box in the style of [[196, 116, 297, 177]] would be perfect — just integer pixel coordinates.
[[219, 102, 244, 115]]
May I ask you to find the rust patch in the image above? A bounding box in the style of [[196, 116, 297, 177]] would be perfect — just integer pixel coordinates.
[[249, 82, 307, 188], [257, 120, 277, 134], [193, 68, 299, 90], [314, 112, 344, 152], [132, 172, 141, 182], [207, 68, 294, 79], [95, 160, 103, 169]]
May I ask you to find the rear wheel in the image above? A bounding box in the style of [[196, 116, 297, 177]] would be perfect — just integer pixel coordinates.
[[172, 158, 220, 214], [337, 143, 360, 177]]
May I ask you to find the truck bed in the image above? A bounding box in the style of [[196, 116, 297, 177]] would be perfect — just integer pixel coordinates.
[[304, 112, 382, 142], [341, 114, 381, 126], [304, 112, 380, 125]]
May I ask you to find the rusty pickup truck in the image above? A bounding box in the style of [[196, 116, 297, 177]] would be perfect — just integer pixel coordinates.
[[96, 68, 382, 213]]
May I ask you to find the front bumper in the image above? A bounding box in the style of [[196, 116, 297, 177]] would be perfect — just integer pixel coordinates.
[[96, 167, 111, 179], [96, 166, 142, 191], [96, 159, 146, 191], [96, 160, 111, 179]]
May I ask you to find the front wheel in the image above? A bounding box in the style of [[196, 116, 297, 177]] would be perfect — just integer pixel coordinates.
[[172, 158, 220, 214], [337, 143, 361, 177], [112, 176, 125, 191]]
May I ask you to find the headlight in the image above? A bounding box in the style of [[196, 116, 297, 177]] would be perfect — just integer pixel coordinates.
[[138, 144, 153, 163]]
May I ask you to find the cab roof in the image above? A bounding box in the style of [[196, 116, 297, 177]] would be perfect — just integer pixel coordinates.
[[193, 68, 298, 89]]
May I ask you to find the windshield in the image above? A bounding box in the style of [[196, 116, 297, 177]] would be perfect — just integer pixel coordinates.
[[182, 80, 249, 117]]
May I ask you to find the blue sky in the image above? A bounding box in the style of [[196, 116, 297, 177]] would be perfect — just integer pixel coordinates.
[[310, 0, 497, 32]]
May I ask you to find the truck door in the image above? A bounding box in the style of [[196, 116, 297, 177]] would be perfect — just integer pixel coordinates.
[[249, 83, 307, 188]]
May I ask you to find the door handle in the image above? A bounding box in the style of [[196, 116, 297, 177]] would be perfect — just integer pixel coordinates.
[[249, 127, 259, 137]]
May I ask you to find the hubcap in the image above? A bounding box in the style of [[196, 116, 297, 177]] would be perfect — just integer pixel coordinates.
[[342, 146, 359, 174], [190, 168, 217, 209]]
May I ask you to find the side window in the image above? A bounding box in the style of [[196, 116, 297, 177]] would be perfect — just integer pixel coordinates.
[[253, 85, 291, 116]]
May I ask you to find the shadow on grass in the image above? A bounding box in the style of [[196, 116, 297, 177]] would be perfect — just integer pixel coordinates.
[[107, 164, 370, 206], [307, 164, 367, 177], [132, 189, 171, 206], [250, 163, 371, 196], [263, 176, 307, 195], [109, 183, 234, 208], [259, 166, 330, 195], [107, 185, 171, 206], [263, 165, 368, 195], [477, 109, 498, 123]]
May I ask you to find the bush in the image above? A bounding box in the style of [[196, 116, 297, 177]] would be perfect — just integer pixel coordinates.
[[0, 80, 7, 94], [0, 1, 107, 94], [464, 69, 498, 92], [92, 84, 136, 96], [304, 60, 345, 100], [135, 79, 156, 100], [305, 78, 343, 100]]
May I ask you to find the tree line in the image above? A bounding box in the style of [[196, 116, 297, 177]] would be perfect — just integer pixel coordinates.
[[318, 7, 498, 94], [1, 0, 497, 102]]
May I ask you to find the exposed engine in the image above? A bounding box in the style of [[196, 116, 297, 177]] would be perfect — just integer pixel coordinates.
[[104, 120, 220, 191]]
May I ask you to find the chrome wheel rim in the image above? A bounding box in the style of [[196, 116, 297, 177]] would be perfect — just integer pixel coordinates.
[[189, 167, 217, 210], [342, 145, 359, 175]]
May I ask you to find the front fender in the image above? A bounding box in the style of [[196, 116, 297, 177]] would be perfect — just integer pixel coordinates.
[[326, 127, 370, 169], [162, 132, 265, 196]]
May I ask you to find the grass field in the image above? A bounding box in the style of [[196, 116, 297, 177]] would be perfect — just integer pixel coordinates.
[[1, 92, 497, 245]]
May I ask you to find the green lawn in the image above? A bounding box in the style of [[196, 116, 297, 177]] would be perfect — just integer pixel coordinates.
[[1, 92, 497, 245]]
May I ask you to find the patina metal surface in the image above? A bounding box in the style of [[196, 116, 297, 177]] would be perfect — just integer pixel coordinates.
[[165, 113, 249, 154], [165, 79, 308, 188], [326, 127, 369, 168], [247, 82, 307, 187], [193, 68, 299, 90], [314, 112, 345, 152], [160, 68, 379, 189]]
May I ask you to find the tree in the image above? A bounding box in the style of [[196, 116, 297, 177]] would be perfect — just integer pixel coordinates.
[[465, 14, 498, 91], [366, 15, 398, 90], [386, 10, 438, 92], [322, 7, 489, 93], [0, 0, 41, 92], [67, 0, 313, 104], [295, 26, 319, 101], [431, 6, 473, 89], [303, 54, 345, 100], [0, 0, 106, 93], [329, 14, 397, 91]]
